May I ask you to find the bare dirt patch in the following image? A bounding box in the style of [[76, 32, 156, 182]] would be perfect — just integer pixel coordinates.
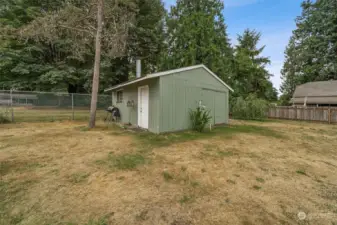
[[1, 120, 337, 225]]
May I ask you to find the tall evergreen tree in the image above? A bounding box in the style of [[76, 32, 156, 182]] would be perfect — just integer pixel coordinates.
[[0, 0, 67, 91], [107, 0, 165, 85], [233, 29, 277, 100], [281, 0, 337, 102], [280, 36, 300, 103], [164, 0, 234, 82], [0, 0, 166, 92]]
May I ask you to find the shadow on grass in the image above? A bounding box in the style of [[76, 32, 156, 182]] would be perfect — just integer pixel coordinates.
[[134, 124, 285, 148]]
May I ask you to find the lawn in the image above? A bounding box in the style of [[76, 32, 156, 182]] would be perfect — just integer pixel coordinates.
[[5, 107, 108, 122], [1, 120, 337, 225]]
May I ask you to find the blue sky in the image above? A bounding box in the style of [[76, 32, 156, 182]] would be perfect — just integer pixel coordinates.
[[163, 0, 303, 92]]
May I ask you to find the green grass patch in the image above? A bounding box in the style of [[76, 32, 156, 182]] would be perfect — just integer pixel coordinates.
[[0, 179, 39, 224], [179, 195, 195, 204], [296, 170, 308, 176], [24, 162, 45, 170], [134, 124, 284, 149], [200, 147, 238, 159], [69, 172, 90, 184], [135, 131, 213, 148], [84, 216, 109, 225], [215, 125, 285, 139], [217, 151, 235, 157], [97, 153, 149, 171], [0, 161, 45, 176], [204, 144, 217, 151], [190, 181, 200, 187], [256, 177, 265, 183], [77, 126, 90, 132], [11, 109, 107, 123], [162, 171, 174, 181], [9, 213, 24, 225], [0, 161, 12, 176]]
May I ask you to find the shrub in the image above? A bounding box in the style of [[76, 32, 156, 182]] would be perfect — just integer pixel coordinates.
[[189, 106, 212, 132], [232, 94, 268, 120]]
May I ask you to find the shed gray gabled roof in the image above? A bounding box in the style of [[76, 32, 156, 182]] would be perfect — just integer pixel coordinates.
[[293, 80, 337, 97], [104, 64, 234, 92]]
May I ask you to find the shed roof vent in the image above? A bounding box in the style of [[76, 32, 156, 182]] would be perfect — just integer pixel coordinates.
[[136, 59, 141, 78]]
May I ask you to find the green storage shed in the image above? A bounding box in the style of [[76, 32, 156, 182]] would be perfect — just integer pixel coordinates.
[[104, 64, 233, 133]]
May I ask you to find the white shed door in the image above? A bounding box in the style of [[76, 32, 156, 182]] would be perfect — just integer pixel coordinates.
[[138, 85, 149, 129]]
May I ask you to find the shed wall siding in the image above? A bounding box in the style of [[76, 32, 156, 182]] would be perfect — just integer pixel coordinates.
[[159, 67, 229, 133], [112, 78, 160, 133]]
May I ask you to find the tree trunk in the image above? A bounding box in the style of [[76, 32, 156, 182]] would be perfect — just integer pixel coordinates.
[[88, 0, 104, 128]]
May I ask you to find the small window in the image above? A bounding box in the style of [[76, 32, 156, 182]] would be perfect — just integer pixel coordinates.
[[116, 90, 123, 103]]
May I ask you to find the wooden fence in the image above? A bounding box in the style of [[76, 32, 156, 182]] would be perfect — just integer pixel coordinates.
[[268, 106, 337, 124]]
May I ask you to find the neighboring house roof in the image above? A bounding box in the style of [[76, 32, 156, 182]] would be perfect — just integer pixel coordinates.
[[292, 96, 337, 105], [293, 80, 337, 97], [104, 64, 234, 92], [291, 80, 337, 104]]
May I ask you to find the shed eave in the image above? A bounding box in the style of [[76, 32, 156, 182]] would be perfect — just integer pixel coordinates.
[[104, 76, 157, 92], [104, 64, 234, 92]]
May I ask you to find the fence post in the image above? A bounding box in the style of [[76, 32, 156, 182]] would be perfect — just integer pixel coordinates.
[[328, 107, 331, 124], [72, 93, 74, 120], [10, 89, 14, 122]]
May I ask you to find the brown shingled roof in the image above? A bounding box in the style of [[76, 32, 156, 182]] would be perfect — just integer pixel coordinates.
[[293, 80, 337, 97]]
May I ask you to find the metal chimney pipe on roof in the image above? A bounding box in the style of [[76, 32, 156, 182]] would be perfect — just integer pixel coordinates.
[[136, 59, 141, 78]]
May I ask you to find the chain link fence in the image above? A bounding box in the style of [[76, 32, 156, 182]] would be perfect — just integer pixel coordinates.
[[0, 90, 111, 123]]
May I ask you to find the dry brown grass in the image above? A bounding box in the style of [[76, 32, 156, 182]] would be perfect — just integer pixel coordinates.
[[1, 120, 337, 225]]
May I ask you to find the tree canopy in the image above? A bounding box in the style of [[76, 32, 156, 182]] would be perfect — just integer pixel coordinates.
[[1, 0, 278, 103], [280, 0, 337, 104], [232, 29, 277, 101], [0, 0, 164, 92], [163, 0, 234, 82]]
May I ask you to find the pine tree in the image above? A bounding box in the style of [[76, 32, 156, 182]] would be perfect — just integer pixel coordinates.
[[280, 37, 300, 104], [0, 0, 166, 92], [233, 29, 276, 100], [0, 0, 67, 90], [281, 0, 337, 102], [164, 0, 234, 81], [106, 0, 166, 86]]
